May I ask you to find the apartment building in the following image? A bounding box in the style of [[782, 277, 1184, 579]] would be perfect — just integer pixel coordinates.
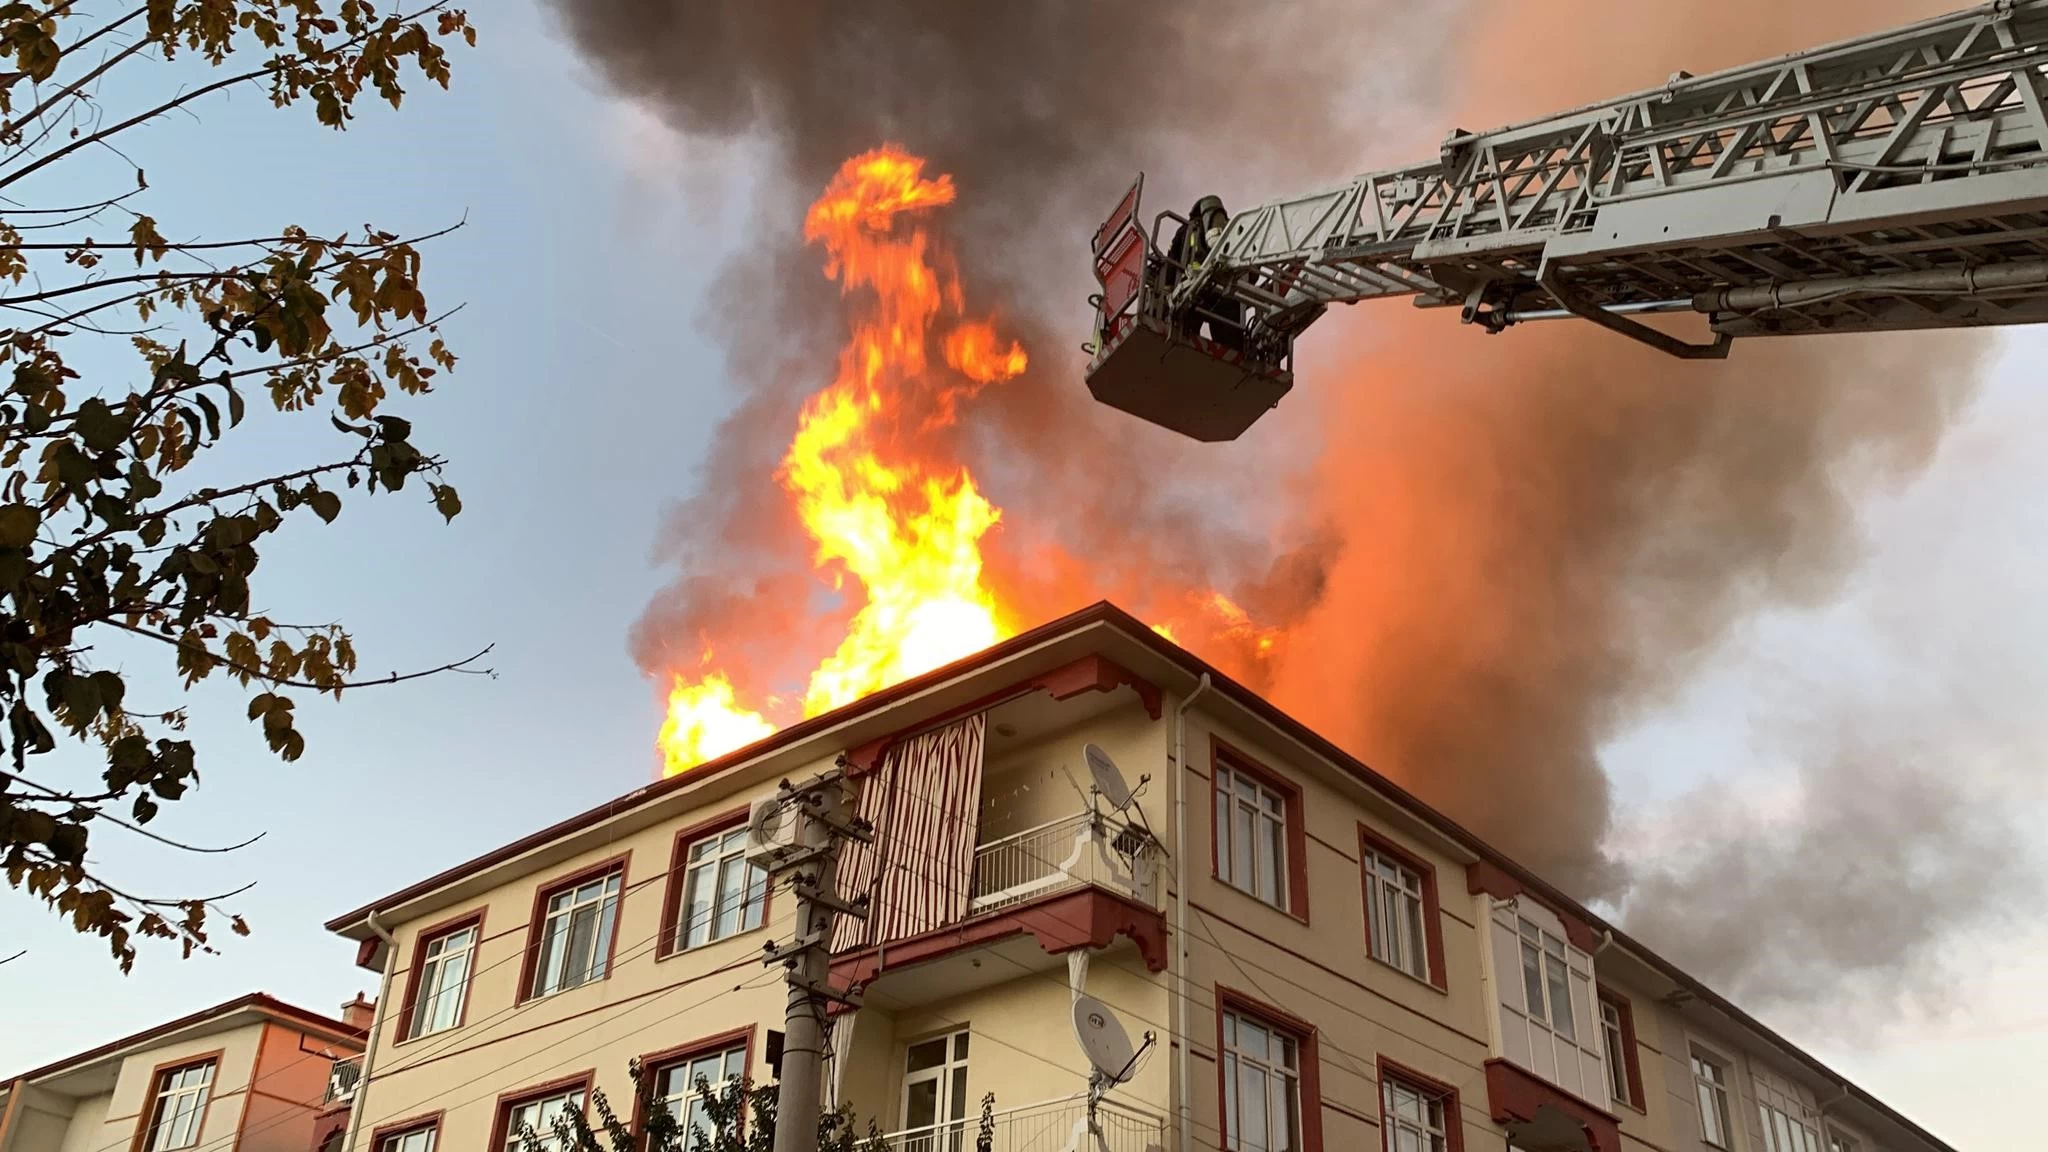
[[323, 602, 1952, 1152], [0, 993, 368, 1152]]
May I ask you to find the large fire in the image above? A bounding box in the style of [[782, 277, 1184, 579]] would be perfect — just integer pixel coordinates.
[[655, 146, 1280, 776], [659, 147, 1026, 774]]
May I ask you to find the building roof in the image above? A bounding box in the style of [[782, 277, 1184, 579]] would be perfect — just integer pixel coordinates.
[[322, 599, 1956, 1152], [2, 992, 364, 1089]]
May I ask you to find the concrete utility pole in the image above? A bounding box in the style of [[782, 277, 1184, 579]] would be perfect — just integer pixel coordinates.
[[761, 764, 870, 1152]]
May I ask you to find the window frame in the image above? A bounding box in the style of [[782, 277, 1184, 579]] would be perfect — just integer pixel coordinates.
[[1209, 739, 1309, 922], [635, 1027, 756, 1150], [898, 1027, 973, 1143], [368, 1113, 444, 1152], [1376, 1057, 1465, 1152], [488, 1071, 596, 1152], [1690, 1044, 1736, 1150], [660, 807, 771, 958], [518, 853, 630, 1003], [1215, 986, 1322, 1152], [1356, 825, 1446, 990], [398, 909, 485, 1042], [1595, 986, 1646, 1112], [131, 1052, 222, 1152]]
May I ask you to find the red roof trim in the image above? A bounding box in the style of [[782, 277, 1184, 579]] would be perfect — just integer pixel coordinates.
[[3, 992, 363, 1085]]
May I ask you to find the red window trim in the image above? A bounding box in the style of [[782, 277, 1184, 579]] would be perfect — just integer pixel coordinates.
[[128, 1050, 224, 1152], [366, 1111, 444, 1151], [631, 1026, 758, 1150], [395, 908, 486, 1044], [1377, 1056, 1466, 1152], [487, 1070, 597, 1152], [1356, 824, 1448, 991], [1597, 985, 1647, 1112], [1215, 985, 1323, 1152], [517, 852, 631, 1003], [658, 806, 769, 960], [1210, 738, 1311, 923]]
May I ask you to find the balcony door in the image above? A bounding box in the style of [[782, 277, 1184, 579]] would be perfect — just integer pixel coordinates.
[[900, 1030, 970, 1152]]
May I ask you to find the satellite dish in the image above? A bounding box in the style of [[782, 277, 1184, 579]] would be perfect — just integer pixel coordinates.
[[1072, 994, 1138, 1083], [1084, 743, 1134, 812]]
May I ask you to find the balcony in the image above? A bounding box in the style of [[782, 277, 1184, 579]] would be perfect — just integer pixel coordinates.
[[876, 1094, 1165, 1152], [324, 1056, 361, 1105], [970, 811, 1160, 915], [831, 807, 1170, 1003]]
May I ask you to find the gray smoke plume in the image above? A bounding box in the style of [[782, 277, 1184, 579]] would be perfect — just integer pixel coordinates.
[[551, 0, 2018, 1011]]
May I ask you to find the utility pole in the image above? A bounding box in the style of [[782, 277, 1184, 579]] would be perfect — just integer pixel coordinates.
[[759, 762, 870, 1152]]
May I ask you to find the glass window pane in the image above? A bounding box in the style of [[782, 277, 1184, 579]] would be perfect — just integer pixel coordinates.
[[904, 1079, 939, 1128], [1233, 803, 1255, 891], [684, 866, 714, 949], [1280, 1073, 1301, 1152], [1401, 892, 1427, 979], [1256, 815, 1281, 904], [1238, 1064, 1269, 1152], [1223, 1054, 1240, 1145], [1520, 940, 1546, 1022], [1546, 953, 1576, 1041], [907, 1038, 949, 1073], [1215, 785, 1231, 883]]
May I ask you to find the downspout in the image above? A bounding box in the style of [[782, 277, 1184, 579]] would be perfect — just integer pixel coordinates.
[[341, 911, 399, 1152], [1172, 673, 1212, 1152]]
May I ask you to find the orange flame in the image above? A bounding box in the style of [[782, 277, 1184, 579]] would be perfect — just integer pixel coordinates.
[[659, 147, 1026, 773]]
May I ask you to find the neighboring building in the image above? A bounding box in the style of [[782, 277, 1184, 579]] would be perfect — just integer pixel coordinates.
[[0, 993, 368, 1152], [323, 602, 1953, 1152]]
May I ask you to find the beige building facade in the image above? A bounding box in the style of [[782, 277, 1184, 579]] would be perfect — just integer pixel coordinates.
[[0, 994, 367, 1152], [324, 603, 1952, 1152]]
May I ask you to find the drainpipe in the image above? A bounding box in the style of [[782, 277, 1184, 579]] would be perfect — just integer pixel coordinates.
[[1172, 673, 1211, 1152], [341, 911, 399, 1152]]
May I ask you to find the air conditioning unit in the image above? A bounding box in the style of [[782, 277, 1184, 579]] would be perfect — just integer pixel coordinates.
[[743, 795, 804, 872]]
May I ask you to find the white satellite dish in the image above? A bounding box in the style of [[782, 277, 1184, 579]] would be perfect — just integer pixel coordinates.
[[1083, 743, 1134, 812], [1072, 994, 1138, 1083]]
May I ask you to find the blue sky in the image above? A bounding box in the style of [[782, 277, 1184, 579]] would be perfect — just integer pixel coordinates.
[[3, 5, 2043, 1148]]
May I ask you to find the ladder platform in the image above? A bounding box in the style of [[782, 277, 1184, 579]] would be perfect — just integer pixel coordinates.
[[1085, 313, 1292, 443]]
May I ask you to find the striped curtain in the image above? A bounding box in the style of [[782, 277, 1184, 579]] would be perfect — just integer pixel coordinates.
[[831, 713, 986, 952]]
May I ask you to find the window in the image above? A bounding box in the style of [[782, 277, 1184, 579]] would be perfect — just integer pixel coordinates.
[[1517, 918, 1576, 1041], [1380, 1071, 1450, 1152], [1363, 846, 1428, 981], [500, 1087, 586, 1152], [1756, 1067, 1825, 1152], [1597, 990, 1644, 1110], [1692, 1049, 1733, 1149], [1222, 1010, 1302, 1152], [528, 866, 622, 998], [677, 827, 767, 950], [1827, 1131, 1860, 1152], [376, 1127, 436, 1152], [142, 1059, 216, 1151], [405, 920, 479, 1039], [1215, 760, 1289, 909], [900, 1030, 970, 1152], [653, 1044, 748, 1148]]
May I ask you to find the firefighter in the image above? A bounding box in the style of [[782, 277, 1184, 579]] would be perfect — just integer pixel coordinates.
[[1166, 195, 1244, 352]]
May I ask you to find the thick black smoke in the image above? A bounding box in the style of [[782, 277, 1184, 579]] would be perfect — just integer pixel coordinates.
[[552, 0, 2016, 1014]]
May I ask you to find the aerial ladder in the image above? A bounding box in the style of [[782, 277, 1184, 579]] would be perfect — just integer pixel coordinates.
[[1086, 0, 2048, 441]]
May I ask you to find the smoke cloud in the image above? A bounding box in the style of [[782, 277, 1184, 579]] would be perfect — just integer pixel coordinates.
[[552, 0, 2011, 1008]]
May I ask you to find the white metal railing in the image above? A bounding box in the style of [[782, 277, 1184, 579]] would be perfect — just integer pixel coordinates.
[[969, 811, 1160, 914], [324, 1056, 361, 1104], [875, 1094, 1164, 1152]]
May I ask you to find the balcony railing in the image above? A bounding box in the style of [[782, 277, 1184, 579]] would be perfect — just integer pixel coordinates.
[[324, 1056, 361, 1105], [876, 1094, 1164, 1152], [969, 811, 1160, 915]]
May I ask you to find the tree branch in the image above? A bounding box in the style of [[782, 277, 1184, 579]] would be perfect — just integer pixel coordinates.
[[106, 622, 495, 690], [0, 2, 457, 194]]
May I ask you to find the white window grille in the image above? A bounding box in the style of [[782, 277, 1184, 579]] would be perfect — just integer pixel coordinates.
[[678, 828, 767, 950], [530, 870, 621, 997], [1215, 763, 1287, 909], [1363, 848, 1427, 980], [407, 922, 477, 1038], [1222, 1010, 1302, 1152], [143, 1060, 216, 1152]]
